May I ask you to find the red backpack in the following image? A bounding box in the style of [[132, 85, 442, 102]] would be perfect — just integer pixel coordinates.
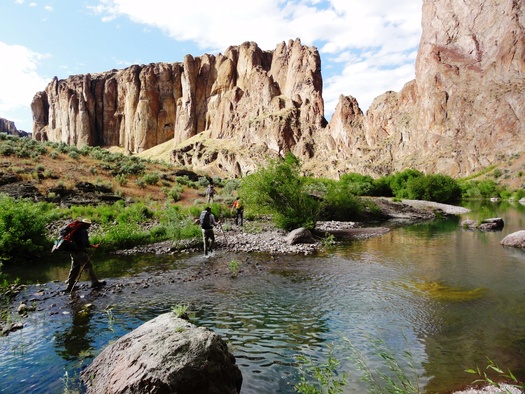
[[51, 220, 84, 253]]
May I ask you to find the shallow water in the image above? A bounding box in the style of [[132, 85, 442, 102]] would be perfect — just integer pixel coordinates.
[[2, 200, 525, 393]]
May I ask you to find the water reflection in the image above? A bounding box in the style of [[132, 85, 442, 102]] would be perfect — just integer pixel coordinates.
[[54, 303, 95, 360], [2, 202, 525, 393]]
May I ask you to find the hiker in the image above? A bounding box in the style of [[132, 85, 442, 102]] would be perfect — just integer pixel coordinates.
[[205, 184, 215, 203], [200, 207, 220, 256], [64, 219, 105, 292], [231, 197, 244, 226]]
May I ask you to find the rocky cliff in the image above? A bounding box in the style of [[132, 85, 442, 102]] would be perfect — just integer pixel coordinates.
[[31, 0, 525, 180], [0, 117, 29, 137], [323, 0, 525, 179], [32, 39, 325, 177]]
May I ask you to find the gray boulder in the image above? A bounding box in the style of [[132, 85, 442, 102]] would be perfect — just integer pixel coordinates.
[[81, 313, 242, 394], [461, 218, 504, 231], [501, 230, 525, 249], [478, 218, 504, 231], [286, 227, 315, 245]]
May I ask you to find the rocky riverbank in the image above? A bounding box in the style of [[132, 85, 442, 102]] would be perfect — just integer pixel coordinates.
[[113, 198, 470, 256]]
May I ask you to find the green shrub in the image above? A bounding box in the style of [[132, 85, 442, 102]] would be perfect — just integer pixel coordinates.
[[115, 174, 128, 186], [172, 176, 197, 189], [319, 180, 367, 221], [239, 153, 320, 230], [295, 345, 347, 394], [513, 189, 525, 200], [0, 194, 53, 261], [198, 176, 210, 188], [115, 161, 146, 176], [159, 205, 201, 240], [68, 150, 80, 160], [461, 179, 503, 199], [95, 222, 149, 250], [388, 169, 424, 199], [164, 186, 182, 202], [142, 172, 160, 185], [222, 179, 241, 195], [406, 174, 462, 203], [136, 178, 146, 188], [340, 173, 380, 196]]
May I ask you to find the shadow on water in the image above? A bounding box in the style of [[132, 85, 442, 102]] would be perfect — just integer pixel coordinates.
[[3, 201, 525, 393]]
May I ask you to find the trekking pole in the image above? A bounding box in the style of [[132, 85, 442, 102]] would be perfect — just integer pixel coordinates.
[[70, 248, 96, 292], [218, 223, 228, 247], [70, 259, 89, 293]]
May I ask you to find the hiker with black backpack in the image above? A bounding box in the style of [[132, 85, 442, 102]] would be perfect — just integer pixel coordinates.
[[199, 207, 220, 256], [62, 218, 105, 292]]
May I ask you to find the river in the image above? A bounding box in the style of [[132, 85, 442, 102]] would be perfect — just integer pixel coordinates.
[[1, 200, 525, 393]]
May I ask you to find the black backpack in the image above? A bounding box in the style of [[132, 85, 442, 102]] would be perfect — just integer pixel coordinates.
[[199, 211, 211, 229], [51, 220, 83, 253]]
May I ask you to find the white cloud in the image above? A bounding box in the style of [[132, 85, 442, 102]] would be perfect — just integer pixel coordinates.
[[91, 0, 422, 114], [323, 61, 416, 116], [0, 42, 49, 113]]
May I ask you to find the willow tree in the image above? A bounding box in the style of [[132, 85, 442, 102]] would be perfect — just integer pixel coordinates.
[[239, 153, 320, 231]]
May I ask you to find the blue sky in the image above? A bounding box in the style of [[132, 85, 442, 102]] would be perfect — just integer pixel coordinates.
[[0, 0, 422, 133]]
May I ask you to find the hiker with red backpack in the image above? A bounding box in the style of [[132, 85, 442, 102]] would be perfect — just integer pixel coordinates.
[[61, 218, 105, 292]]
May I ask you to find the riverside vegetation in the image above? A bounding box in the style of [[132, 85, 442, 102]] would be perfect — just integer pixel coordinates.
[[1, 134, 525, 392]]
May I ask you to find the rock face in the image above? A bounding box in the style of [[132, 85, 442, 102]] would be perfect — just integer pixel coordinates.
[[0, 117, 29, 137], [324, 0, 525, 178], [81, 313, 242, 394], [32, 39, 325, 177], [31, 1, 525, 179]]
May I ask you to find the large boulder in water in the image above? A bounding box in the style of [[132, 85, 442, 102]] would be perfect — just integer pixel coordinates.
[[81, 313, 242, 394], [501, 230, 525, 249]]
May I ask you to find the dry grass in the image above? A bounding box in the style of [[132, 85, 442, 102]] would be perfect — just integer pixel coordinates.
[[0, 144, 208, 205]]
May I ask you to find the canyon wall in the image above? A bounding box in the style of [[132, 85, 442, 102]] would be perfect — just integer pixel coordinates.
[[0, 117, 29, 137], [322, 0, 525, 179], [32, 39, 325, 176], [32, 1, 525, 179]]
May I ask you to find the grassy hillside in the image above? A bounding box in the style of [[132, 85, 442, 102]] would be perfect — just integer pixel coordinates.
[[0, 134, 214, 205]]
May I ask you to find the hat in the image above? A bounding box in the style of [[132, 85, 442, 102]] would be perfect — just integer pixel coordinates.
[[82, 218, 92, 225]]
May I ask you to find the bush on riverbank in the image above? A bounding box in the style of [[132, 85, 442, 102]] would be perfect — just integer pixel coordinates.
[[0, 194, 58, 261], [240, 153, 321, 230], [0, 195, 217, 266], [0, 134, 522, 267]]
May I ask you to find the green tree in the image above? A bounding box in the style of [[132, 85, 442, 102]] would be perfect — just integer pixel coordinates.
[[406, 174, 462, 203], [320, 180, 366, 221], [239, 153, 320, 230], [339, 173, 378, 196], [461, 179, 503, 199], [388, 169, 424, 199]]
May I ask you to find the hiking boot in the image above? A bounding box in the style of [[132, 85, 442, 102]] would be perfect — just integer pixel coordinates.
[[91, 280, 106, 289]]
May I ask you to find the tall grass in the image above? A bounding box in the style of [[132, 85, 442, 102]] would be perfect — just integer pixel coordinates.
[[295, 334, 422, 394]]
